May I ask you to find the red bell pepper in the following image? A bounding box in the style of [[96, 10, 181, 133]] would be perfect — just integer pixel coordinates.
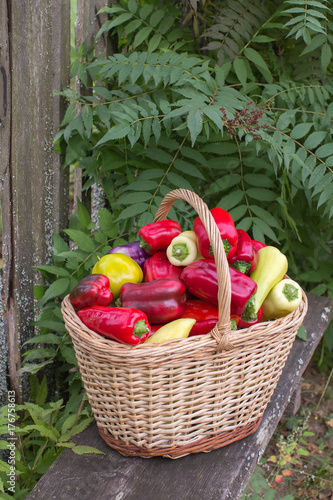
[[180, 259, 218, 305], [138, 220, 181, 255], [143, 250, 183, 282], [252, 240, 266, 252], [77, 306, 150, 345], [230, 266, 258, 319], [180, 299, 219, 336], [180, 301, 238, 336], [193, 207, 238, 260], [119, 278, 187, 324], [228, 229, 258, 275], [180, 259, 258, 319], [189, 319, 218, 336], [181, 299, 219, 321], [189, 316, 239, 336], [69, 274, 113, 310], [237, 306, 263, 329]]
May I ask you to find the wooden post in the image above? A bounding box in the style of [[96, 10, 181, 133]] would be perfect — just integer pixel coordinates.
[[73, 0, 111, 216], [73, 0, 96, 213], [0, 0, 11, 406], [95, 0, 116, 57], [0, 0, 70, 403], [52, 0, 71, 233]]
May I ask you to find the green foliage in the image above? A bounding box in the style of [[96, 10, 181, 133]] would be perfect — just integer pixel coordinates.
[[97, 0, 196, 52], [53, 0, 333, 382], [14, 1, 333, 495], [240, 411, 317, 499], [202, 0, 272, 64], [282, 0, 330, 45], [242, 394, 333, 499], [55, 0, 333, 295], [0, 374, 102, 497]]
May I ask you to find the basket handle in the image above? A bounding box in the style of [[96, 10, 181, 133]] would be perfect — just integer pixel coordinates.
[[153, 189, 234, 352]]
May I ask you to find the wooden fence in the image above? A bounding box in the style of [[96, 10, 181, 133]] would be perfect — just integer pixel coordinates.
[[0, 0, 110, 404]]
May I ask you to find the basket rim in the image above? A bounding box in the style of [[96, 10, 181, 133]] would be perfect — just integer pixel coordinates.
[[62, 188, 308, 355], [61, 289, 308, 356]]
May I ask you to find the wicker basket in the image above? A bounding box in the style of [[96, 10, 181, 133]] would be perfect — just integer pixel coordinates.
[[61, 189, 308, 459]]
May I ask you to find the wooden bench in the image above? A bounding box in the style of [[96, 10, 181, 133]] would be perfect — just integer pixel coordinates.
[[27, 293, 332, 500]]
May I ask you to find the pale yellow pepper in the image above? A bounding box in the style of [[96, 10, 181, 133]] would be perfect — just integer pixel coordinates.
[[144, 318, 196, 343], [166, 231, 202, 266], [250, 246, 288, 313], [262, 278, 302, 320]]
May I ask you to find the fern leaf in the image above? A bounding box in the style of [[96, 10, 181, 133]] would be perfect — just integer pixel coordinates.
[[202, 0, 268, 63], [282, 0, 328, 43], [97, 0, 194, 54]]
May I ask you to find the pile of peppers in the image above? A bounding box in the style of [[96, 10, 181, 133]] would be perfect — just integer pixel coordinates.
[[69, 203, 302, 346]]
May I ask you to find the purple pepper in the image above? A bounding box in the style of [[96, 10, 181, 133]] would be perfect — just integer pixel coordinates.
[[108, 241, 149, 269]]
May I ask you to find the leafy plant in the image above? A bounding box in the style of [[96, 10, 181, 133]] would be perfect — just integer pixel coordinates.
[[7, 0, 333, 497], [41, 0, 333, 423], [201, 0, 272, 64], [0, 373, 102, 498], [55, 0, 333, 293], [281, 0, 330, 45], [240, 408, 332, 499]]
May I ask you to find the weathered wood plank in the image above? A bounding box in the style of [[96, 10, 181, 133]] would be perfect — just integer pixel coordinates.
[[73, 0, 96, 213], [52, 0, 71, 233], [0, 0, 11, 407], [26, 294, 333, 500], [0, 0, 70, 402], [73, 0, 110, 216], [283, 379, 302, 417]]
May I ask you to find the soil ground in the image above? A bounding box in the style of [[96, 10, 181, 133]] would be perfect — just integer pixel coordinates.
[[259, 363, 333, 499]]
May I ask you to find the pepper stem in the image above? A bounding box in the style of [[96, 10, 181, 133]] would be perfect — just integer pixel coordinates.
[[232, 260, 251, 275], [282, 283, 299, 302], [222, 239, 232, 256], [209, 239, 232, 257], [241, 294, 257, 321], [133, 320, 149, 338], [139, 236, 149, 252], [230, 318, 237, 330], [172, 243, 190, 262]]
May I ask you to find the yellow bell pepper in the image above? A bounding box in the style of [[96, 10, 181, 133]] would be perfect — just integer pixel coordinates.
[[92, 253, 143, 299], [144, 318, 196, 343]]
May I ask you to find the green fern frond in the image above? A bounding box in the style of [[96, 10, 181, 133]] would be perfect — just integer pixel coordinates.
[[96, 0, 195, 53], [201, 0, 269, 64], [66, 50, 248, 148], [281, 0, 329, 44]]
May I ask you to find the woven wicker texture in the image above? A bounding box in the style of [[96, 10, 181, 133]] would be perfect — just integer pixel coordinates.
[[61, 189, 308, 458]]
